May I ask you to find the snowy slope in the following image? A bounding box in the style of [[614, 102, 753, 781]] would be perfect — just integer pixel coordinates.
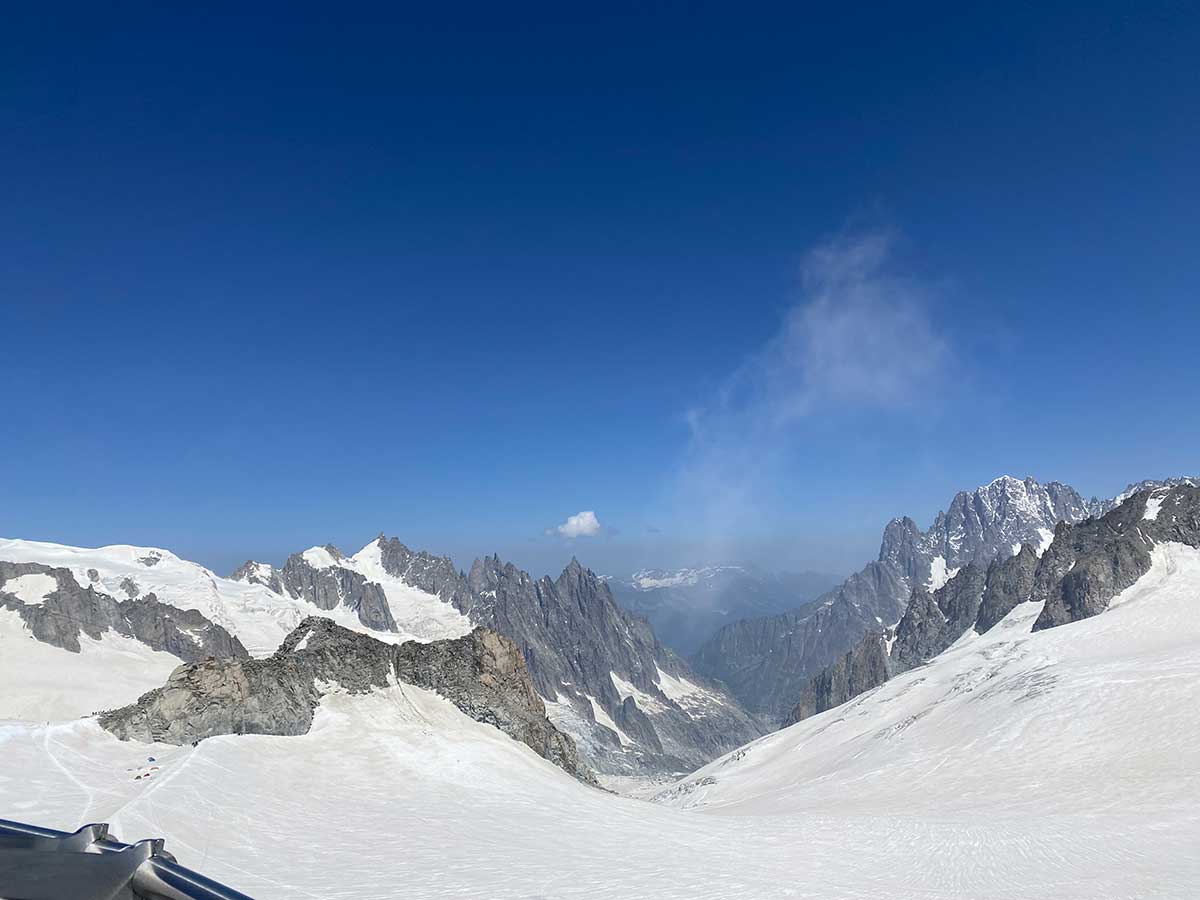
[[0, 608, 181, 720], [653, 543, 1200, 893], [1, 544, 1197, 898], [0, 537, 468, 657], [346, 540, 472, 640]]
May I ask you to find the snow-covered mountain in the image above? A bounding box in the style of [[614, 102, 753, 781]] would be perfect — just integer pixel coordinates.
[[608, 565, 839, 655], [788, 481, 1200, 722], [0, 533, 759, 774], [5, 488, 1199, 898], [690, 475, 1109, 724], [654, 507, 1200, 898]]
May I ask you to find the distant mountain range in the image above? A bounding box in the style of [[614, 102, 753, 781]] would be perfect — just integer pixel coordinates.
[[607, 565, 840, 656], [5, 476, 1199, 899], [787, 477, 1200, 725], [0, 534, 761, 776], [4, 473, 1193, 782], [688, 475, 1174, 725]]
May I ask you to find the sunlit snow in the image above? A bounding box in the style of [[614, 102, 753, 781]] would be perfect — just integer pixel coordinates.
[[2, 544, 1199, 898], [0, 572, 57, 606]]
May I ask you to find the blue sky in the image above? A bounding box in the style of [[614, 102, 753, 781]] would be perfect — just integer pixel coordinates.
[[2, 3, 1198, 578]]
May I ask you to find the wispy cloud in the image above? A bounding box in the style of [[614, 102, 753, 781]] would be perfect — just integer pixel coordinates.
[[677, 229, 951, 539], [549, 510, 602, 539]]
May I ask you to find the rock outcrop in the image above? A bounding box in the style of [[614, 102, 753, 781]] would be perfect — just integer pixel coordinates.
[[1033, 484, 1200, 629], [891, 562, 988, 671], [99, 617, 595, 784], [0, 561, 246, 661], [786, 631, 890, 725]]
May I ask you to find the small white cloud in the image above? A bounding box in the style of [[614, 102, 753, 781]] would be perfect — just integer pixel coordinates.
[[554, 510, 602, 538]]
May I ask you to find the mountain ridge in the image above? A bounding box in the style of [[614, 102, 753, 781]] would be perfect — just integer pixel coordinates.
[[787, 478, 1200, 724], [691, 475, 1114, 724]]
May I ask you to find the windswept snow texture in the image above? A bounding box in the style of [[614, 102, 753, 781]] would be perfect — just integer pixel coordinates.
[[5, 546, 1199, 897], [0, 537, 468, 658], [655, 543, 1200, 897]]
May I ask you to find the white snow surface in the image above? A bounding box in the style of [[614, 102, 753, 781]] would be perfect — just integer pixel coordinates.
[[609, 671, 666, 714], [925, 555, 959, 590], [347, 540, 473, 641], [2, 543, 1199, 897], [586, 694, 632, 747], [0, 537, 314, 656], [300, 546, 340, 569], [651, 542, 1200, 895], [0, 608, 181, 720], [0, 572, 58, 606], [1036, 526, 1056, 553], [0, 537, 469, 660]]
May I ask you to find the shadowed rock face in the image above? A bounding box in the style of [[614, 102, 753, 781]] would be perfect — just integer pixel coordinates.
[[892, 563, 988, 672], [974, 544, 1040, 635], [1033, 485, 1200, 630], [99, 617, 596, 784], [785, 484, 1200, 725], [375, 536, 475, 614], [464, 555, 763, 773], [0, 561, 246, 661], [278, 548, 397, 632], [786, 632, 890, 725]]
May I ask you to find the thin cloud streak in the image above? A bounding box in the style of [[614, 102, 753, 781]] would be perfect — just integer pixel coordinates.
[[676, 230, 952, 546]]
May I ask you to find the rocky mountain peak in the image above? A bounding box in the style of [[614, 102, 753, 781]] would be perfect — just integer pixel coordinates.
[[693, 473, 1113, 724]]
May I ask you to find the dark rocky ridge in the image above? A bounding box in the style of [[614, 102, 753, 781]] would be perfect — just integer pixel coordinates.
[[464, 554, 763, 773], [1033, 484, 1200, 629], [785, 483, 1200, 726], [789, 632, 890, 723], [99, 617, 595, 784], [890, 562, 989, 671], [0, 561, 246, 662], [376, 536, 475, 614], [233, 538, 763, 774], [693, 476, 1107, 725], [278, 547, 398, 632]]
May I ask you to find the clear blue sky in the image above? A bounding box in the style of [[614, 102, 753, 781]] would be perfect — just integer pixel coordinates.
[[3, 3, 1197, 578]]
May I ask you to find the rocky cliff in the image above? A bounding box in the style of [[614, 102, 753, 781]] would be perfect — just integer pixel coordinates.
[[278, 546, 398, 632], [0, 561, 246, 662], [99, 616, 594, 783], [465, 555, 763, 773]]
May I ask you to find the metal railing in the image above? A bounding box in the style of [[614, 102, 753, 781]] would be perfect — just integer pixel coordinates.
[[0, 817, 256, 900]]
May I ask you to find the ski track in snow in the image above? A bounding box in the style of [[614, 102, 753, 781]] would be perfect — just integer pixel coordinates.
[[1, 545, 1199, 897]]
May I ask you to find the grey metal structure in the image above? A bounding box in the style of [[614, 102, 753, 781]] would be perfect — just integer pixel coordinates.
[[0, 818, 256, 900]]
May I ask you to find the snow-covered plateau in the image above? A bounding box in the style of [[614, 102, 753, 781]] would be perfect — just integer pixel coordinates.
[[3, 537, 1199, 897]]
